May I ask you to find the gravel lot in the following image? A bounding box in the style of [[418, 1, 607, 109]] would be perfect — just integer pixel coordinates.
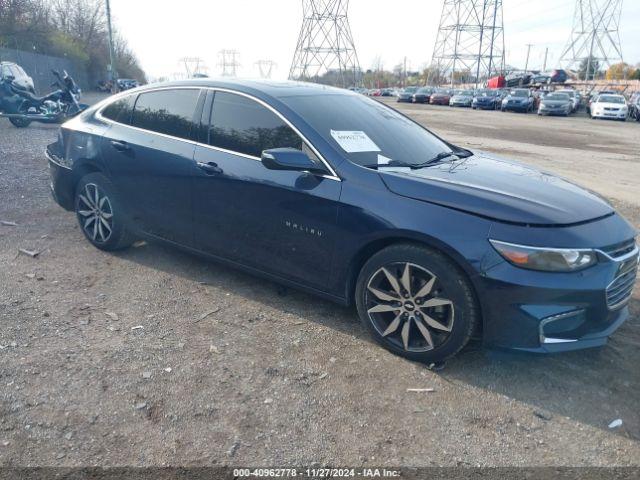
[[0, 93, 638, 467]]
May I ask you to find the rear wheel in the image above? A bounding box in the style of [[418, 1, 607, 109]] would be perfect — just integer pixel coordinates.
[[355, 244, 479, 363], [75, 173, 134, 251]]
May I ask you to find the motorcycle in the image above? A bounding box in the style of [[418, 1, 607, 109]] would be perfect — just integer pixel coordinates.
[[0, 69, 88, 128]]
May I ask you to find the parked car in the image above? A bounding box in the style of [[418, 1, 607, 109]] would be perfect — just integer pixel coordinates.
[[590, 94, 628, 121], [629, 93, 640, 121], [537, 92, 572, 116], [587, 90, 616, 114], [0, 61, 35, 93], [369, 89, 382, 97], [486, 75, 506, 89], [501, 88, 534, 113], [449, 89, 474, 107], [397, 86, 418, 102], [429, 88, 451, 105], [46, 79, 638, 363], [117, 79, 139, 91], [549, 69, 568, 84], [380, 88, 395, 97], [412, 87, 433, 104], [530, 74, 550, 84], [472, 89, 502, 110], [556, 89, 580, 112]]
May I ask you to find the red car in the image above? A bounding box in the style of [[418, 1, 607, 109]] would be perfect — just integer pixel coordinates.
[[429, 89, 452, 105]]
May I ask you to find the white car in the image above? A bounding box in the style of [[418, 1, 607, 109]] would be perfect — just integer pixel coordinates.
[[590, 94, 628, 121]]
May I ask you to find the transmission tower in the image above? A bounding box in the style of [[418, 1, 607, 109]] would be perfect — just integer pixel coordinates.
[[559, 0, 623, 79], [255, 60, 277, 79], [179, 57, 208, 78], [428, 0, 505, 86], [218, 49, 241, 77], [289, 0, 361, 87]]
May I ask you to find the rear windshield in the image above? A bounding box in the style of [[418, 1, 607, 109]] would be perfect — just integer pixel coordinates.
[[282, 94, 451, 168]]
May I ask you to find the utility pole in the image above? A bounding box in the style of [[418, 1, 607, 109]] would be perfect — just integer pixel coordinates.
[[105, 0, 117, 93], [542, 47, 549, 71], [524, 44, 533, 73], [403, 56, 407, 87]]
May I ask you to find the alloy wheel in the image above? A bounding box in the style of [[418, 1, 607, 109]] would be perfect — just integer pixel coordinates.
[[365, 262, 454, 352], [77, 183, 113, 243]]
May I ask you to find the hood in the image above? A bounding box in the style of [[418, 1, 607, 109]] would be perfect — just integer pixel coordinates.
[[378, 152, 613, 226], [431, 93, 449, 98]]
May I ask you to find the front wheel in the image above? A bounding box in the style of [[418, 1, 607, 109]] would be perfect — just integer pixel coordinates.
[[75, 172, 135, 251], [9, 117, 31, 128], [355, 244, 479, 363]]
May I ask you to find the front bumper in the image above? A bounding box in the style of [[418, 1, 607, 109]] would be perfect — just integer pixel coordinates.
[[503, 102, 529, 111], [592, 110, 627, 120], [474, 102, 496, 109], [539, 106, 569, 116], [476, 217, 638, 353]]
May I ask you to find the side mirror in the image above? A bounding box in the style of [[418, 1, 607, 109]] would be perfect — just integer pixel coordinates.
[[261, 148, 326, 175]]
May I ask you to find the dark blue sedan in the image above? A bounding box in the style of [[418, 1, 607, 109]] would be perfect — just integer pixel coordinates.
[[46, 79, 638, 363]]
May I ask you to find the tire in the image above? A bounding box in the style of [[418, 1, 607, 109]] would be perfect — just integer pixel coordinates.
[[74, 172, 135, 251], [9, 117, 31, 128], [355, 243, 479, 363]]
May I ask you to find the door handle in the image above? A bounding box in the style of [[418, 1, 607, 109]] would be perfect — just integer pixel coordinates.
[[110, 140, 131, 152], [196, 161, 223, 175]]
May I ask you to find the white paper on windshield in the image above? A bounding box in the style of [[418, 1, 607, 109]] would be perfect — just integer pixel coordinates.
[[377, 154, 392, 165], [330, 130, 380, 153]]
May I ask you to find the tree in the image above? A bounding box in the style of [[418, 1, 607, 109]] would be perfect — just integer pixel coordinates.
[[0, 0, 146, 83], [606, 62, 634, 80], [578, 55, 600, 80]]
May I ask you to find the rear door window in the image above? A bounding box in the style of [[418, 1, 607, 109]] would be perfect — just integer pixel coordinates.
[[101, 94, 137, 124], [209, 91, 303, 158], [131, 89, 200, 140]]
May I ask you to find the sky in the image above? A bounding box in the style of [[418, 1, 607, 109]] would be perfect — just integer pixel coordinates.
[[110, 0, 640, 80]]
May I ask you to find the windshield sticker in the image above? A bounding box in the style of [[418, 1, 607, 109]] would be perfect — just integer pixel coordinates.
[[377, 154, 392, 165], [330, 130, 381, 153]]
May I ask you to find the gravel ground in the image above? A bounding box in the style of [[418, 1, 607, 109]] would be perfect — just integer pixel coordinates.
[[0, 93, 638, 467]]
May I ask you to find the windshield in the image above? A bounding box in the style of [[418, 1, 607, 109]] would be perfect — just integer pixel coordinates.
[[544, 93, 570, 101], [558, 90, 575, 97], [511, 90, 528, 97], [460, 90, 473, 96], [283, 94, 452, 168], [404, 87, 418, 93], [598, 95, 625, 104], [417, 87, 431, 94]]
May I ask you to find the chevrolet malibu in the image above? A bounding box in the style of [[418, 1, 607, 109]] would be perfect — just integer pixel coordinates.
[[47, 80, 638, 363]]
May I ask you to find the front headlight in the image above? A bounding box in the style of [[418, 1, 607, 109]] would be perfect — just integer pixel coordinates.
[[489, 240, 597, 272]]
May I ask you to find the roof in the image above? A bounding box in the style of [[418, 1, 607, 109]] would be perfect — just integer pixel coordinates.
[[137, 78, 352, 100]]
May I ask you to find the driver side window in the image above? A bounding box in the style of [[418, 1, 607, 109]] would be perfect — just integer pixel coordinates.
[[209, 91, 319, 164]]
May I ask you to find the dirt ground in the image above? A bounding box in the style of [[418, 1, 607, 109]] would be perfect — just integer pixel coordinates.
[[0, 94, 638, 468]]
